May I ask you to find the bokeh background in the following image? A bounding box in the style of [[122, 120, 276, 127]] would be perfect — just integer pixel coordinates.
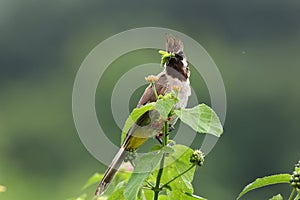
[[0, 1, 299, 199]]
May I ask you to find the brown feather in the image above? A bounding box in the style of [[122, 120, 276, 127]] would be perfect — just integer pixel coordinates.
[[166, 34, 184, 53], [137, 74, 168, 107]]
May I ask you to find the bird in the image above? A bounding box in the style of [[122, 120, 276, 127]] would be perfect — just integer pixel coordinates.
[[95, 35, 191, 196]]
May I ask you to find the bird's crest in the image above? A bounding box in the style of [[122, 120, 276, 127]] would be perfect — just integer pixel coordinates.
[[166, 34, 184, 53]]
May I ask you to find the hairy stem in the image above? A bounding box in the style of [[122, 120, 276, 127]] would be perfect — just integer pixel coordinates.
[[153, 121, 169, 200]]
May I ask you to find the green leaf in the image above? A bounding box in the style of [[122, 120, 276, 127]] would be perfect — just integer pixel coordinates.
[[142, 189, 154, 200], [82, 173, 103, 190], [237, 174, 291, 199], [269, 194, 283, 200], [174, 104, 223, 137], [159, 50, 175, 65], [101, 170, 131, 197], [155, 97, 177, 120], [142, 190, 168, 200], [107, 181, 126, 200], [161, 146, 175, 154], [169, 190, 207, 200], [158, 195, 169, 200], [121, 103, 155, 144], [150, 145, 196, 194], [124, 151, 163, 200], [159, 50, 168, 55], [150, 144, 162, 151]]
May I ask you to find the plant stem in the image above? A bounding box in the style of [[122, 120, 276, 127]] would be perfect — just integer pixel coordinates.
[[153, 121, 169, 200], [288, 188, 296, 200], [145, 179, 154, 188], [151, 83, 159, 100], [154, 154, 165, 200], [160, 164, 196, 189], [294, 193, 300, 200], [163, 121, 168, 146], [294, 192, 300, 200]]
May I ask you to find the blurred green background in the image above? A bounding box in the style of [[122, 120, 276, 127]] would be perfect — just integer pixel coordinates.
[[0, 0, 299, 199]]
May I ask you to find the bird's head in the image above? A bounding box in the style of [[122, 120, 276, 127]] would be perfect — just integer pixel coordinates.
[[164, 35, 189, 81]]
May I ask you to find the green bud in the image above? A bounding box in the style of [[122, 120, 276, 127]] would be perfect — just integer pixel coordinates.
[[295, 160, 300, 168], [291, 162, 300, 189], [293, 171, 298, 176], [190, 149, 205, 166]]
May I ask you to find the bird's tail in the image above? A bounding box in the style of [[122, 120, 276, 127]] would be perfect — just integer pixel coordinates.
[[95, 147, 127, 196]]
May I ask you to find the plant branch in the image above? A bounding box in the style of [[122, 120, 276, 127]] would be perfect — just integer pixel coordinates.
[[294, 192, 300, 200], [153, 154, 165, 200], [153, 121, 169, 200], [163, 121, 168, 146], [151, 83, 159, 100], [161, 164, 196, 189], [288, 188, 296, 200], [145, 179, 154, 188]]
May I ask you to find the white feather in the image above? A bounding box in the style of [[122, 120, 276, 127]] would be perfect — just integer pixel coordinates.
[[181, 58, 188, 68]]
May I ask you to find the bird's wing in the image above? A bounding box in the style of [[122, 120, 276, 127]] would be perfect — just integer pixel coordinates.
[[137, 74, 168, 107], [122, 74, 168, 150]]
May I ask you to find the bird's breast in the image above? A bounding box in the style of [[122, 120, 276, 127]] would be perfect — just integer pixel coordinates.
[[165, 74, 191, 109]]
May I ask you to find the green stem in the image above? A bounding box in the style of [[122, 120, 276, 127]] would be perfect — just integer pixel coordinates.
[[145, 179, 154, 188], [160, 164, 196, 189], [153, 121, 169, 200], [288, 188, 296, 200], [163, 121, 168, 146], [151, 83, 159, 100], [154, 154, 165, 200], [294, 192, 300, 200]]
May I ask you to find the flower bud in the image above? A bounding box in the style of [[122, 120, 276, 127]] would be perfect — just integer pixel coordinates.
[[190, 150, 205, 166], [145, 75, 158, 83], [290, 160, 300, 189], [295, 160, 300, 168], [172, 85, 181, 92]]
